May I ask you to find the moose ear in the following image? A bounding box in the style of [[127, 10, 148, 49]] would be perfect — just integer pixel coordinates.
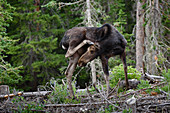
[[96, 24, 111, 41]]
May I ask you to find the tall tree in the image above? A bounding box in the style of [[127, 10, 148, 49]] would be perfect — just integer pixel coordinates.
[[145, 0, 161, 74], [7, 0, 66, 91], [136, 0, 169, 74], [136, 0, 145, 73], [0, 0, 22, 86]]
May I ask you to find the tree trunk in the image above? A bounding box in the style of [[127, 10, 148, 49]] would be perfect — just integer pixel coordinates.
[[136, 0, 145, 73], [30, 0, 40, 91], [145, 0, 160, 75], [86, 0, 97, 85]]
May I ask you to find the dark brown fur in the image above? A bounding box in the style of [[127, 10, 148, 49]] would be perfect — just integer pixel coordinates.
[[60, 24, 129, 97]]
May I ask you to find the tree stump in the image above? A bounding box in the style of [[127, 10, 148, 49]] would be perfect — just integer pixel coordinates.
[[0, 85, 9, 95]]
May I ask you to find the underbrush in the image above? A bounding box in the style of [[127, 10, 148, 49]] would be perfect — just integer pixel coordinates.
[[110, 64, 141, 88], [8, 68, 169, 112], [47, 79, 81, 104]]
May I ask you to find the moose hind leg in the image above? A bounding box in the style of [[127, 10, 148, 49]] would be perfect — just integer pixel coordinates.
[[120, 51, 129, 89], [100, 56, 110, 96]]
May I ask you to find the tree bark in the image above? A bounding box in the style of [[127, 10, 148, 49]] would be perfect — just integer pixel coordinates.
[[136, 0, 145, 73], [86, 0, 97, 85], [145, 0, 160, 74]]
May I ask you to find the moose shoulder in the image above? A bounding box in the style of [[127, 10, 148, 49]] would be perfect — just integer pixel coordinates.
[[60, 24, 129, 98]]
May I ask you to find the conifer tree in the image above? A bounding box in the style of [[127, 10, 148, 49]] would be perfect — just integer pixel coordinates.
[[7, 0, 66, 91], [0, 0, 22, 86]]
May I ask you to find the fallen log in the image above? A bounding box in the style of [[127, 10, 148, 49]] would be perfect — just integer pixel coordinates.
[[0, 91, 51, 99], [22, 91, 51, 97], [0, 92, 23, 99]]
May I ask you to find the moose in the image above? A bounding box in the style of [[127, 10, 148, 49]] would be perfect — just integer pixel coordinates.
[[60, 24, 129, 98]]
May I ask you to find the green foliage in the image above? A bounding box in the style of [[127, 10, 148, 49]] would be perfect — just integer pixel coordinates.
[[48, 81, 69, 104], [114, 9, 127, 33], [154, 88, 161, 94], [0, 0, 22, 86], [161, 85, 169, 93], [5, 0, 86, 91], [137, 80, 152, 93], [12, 96, 45, 113], [110, 64, 141, 87], [3, 0, 168, 93], [162, 69, 170, 83], [6, 0, 67, 90], [161, 69, 170, 92], [48, 79, 81, 104], [104, 105, 114, 113], [123, 108, 132, 113], [0, 0, 14, 36], [137, 80, 150, 89], [137, 70, 170, 94], [75, 67, 91, 89]]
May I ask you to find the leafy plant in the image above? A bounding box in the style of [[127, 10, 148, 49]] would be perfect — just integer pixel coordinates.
[[137, 80, 151, 93], [154, 88, 161, 94], [123, 108, 132, 113], [12, 96, 45, 113], [161, 85, 169, 93], [161, 69, 170, 92], [104, 105, 114, 113], [162, 69, 170, 83], [110, 64, 141, 87], [137, 80, 150, 89], [48, 78, 81, 104]]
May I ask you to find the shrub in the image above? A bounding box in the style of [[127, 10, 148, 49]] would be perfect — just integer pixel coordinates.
[[47, 78, 80, 104], [110, 64, 141, 87], [161, 69, 170, 93]]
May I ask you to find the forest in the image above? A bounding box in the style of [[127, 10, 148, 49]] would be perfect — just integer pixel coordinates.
[[0, 0, 169, 112]]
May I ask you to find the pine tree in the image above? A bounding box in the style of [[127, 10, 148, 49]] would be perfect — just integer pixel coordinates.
[[0, 0, 22, 86], [7, 0, 66, 91]]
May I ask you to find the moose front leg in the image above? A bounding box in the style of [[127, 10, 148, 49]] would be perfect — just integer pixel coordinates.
[[100, 55, 110, 97], [65, 53, 80, 98]]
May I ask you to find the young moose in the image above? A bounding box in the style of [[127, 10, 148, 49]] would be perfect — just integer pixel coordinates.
[[60, 24, 129, 98]]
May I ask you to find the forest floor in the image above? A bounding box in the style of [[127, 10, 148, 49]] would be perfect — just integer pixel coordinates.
[[0, 75, 169, 113]]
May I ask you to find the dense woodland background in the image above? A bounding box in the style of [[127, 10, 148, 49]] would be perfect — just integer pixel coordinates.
[[0, 0, 169, 92]]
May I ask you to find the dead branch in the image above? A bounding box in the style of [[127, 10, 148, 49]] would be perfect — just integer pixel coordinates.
[[58, 0, 84, 9], [97, 83, 123, 110], [108, 78, 121, 97], [145, 73, 164, 82], [45, 102, 107, 108]]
